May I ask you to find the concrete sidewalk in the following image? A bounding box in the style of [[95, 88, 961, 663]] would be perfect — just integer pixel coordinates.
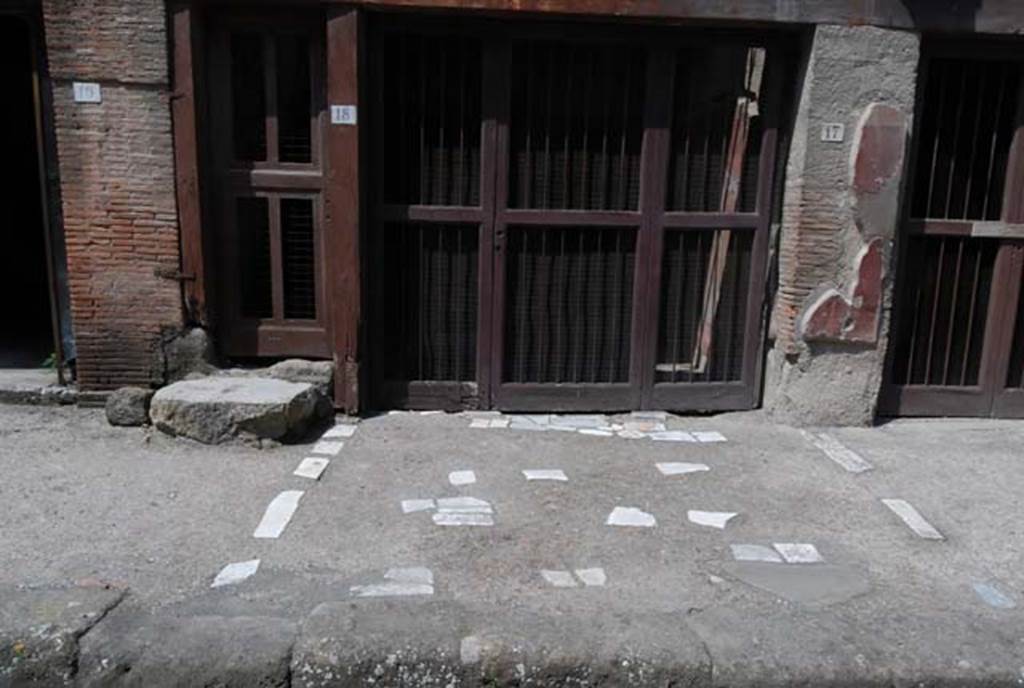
[[2, 405, 1024, 686]]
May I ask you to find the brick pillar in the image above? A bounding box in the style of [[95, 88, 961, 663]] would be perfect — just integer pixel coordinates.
[[42, 0, 184, 390], [763, 25, 920, 425]]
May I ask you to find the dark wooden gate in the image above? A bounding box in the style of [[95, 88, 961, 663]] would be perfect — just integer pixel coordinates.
[[368, 19, 784, 412], [882, 43, 1024, 418]]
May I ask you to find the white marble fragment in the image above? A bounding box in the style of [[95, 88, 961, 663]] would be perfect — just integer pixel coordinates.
[[523, 469, 568, 482], [541, 570, 578, 588], [489, 418, 510, 428], [657, 462, 710, 476], [617, 429, 647, 440], [731, 544, 782, 563], [803, 430, 873, 473], [211, 559, 260, 588], [449, 470, 477, 486], [419, 410, 444, 416], [649, 431, 697, 442], [253, 490, 304, 539], [433, 512, 495, 526], [323, 424, 357, 439], [881, 499, 944, 540], [578, 428, 614, 437], [401, 499, 436, 514], [469, 418, 490, 428], [294, 457, 330, 480], [550, 415, 607, 429], [688, 510, 737, 529], [312, 440, 345, 456], [350, 582, 434, 597], [574, 567, 607, 587], [436, 497, 493, 514], [773, 543, 824, 564], [606, 506, 656, 528], [624, 420, 666, 433], [692, 431, 727, 443]]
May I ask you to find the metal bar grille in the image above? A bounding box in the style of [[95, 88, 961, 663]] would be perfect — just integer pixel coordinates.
[[376, 223, 478, 382], [230, 33, 267, 162], [656, 230, 752, 383], [236, 196, 273, 319], [503, 226, 635, 384], [276, 34, 312, 163], [891, 235, 997, 387], [508, 40, 645, 211], [373, 32, 482, 207], [281, 198, 316, 319], [910, 59, 1020, 221], [667, 46, 762, 213]]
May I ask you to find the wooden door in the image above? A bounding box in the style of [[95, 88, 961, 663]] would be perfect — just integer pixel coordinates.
[[882, 44, 1024, 418], [367, 19, 783, 412]]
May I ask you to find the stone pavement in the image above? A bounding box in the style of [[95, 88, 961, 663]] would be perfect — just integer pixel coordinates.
[[2, 405, 1024, 686]]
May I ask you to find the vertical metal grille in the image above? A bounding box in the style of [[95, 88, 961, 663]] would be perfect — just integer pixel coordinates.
[[667, 46, 763, 213], [230, 33, 267, 162], [656, 230, 752, 383], [276, 34, 313, 164], [236, 197, 272, 319], [508, 41, 645, 210], [377, 223, 479, 382], [910, 59, 1020, 221], [891, 236, 997, 387], [281, 198, 316, 320], [373, 33, 482, 206], [503, 227, 636, 383]]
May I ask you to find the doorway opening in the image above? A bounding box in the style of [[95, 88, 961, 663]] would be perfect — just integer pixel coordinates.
[[0, 15, 64, 382]]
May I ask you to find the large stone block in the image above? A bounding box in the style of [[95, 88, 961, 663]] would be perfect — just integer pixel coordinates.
[[149, 377, 327, 444]]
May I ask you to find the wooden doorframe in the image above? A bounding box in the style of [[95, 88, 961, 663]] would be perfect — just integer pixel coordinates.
[[880, 39, 1024, 418]]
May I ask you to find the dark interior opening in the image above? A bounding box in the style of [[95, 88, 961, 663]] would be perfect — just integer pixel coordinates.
[[0, 16, 53, 369]]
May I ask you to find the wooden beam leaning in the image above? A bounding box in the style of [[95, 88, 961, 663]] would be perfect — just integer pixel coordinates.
[[325, 8, 363, 411], [171, 2, 208, 325]]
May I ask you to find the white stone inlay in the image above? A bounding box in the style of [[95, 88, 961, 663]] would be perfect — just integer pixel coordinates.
[[436, 497, 492, 514], [323, 423, 358, 439], [649, 431, 697, 443], [606, 506, 656, 528], [574, 567, 607, 587], [449, 470, 477, 486], [773, 543, 824, 564], [523, 469, 568, 482], [253, 490, 304, 539], [881, 498, 944, 540], [731, 544, 783, 563], [211, 559, 260, 588], [803, 431, 873, 473], [688, 510, 737, 529], [541, 570, 578, 588], [656, 462, 710, 476], [692, 431, 727, 443], [350, 567, 435, 597], [401, 499, 436, 514], [294, 457, 330, 480], [433, 512, 494, 527], [311, 440, 344, 456]]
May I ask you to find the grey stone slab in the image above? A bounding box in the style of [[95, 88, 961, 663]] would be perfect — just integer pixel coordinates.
[[292, 600, 710, 688], [722, 562, 871, 607], [0, 584, 124, 687], [150, 377, 327, 444], [77, 611, 296, 688]]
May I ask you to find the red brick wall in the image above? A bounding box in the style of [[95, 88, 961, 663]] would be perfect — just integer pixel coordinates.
[[42, 0, 183, 389]]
